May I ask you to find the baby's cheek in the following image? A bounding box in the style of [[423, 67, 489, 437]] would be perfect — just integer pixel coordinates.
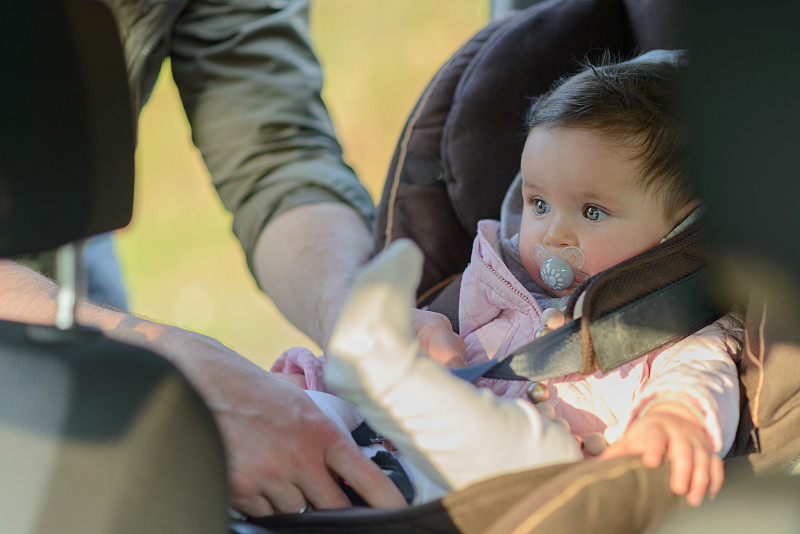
[[520, 253, 540, 282], [585, 247, 633, 275]]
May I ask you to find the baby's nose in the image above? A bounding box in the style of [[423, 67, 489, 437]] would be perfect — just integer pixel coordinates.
[[544, 218, 577, 248]]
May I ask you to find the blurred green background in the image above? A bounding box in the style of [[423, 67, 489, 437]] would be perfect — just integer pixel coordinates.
[[114, 1, 489, 370]]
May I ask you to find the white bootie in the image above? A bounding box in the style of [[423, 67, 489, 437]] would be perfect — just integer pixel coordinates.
[[326, 240, 582, 493]]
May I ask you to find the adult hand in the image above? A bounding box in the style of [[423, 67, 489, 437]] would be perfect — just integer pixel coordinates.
[[411, 308, 466, 368], [217, 372, 406, 515], [94, 314, 406, 516], [600, 402, 723, 507], [174, 335, 407, 516], [0, 261, 408, 515]]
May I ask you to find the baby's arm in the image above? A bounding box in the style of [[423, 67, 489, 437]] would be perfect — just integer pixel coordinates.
[[601, 402, 723, 507], [603, 314, 743, 506]]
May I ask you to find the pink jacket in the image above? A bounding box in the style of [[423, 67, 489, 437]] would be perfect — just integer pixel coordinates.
[[461, 220, 743, 454]]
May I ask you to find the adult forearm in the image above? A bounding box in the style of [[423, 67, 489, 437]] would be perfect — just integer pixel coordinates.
[[253, 202, 373, 350], [0, 258, 245, 384], [0, 259, 405, 514], [0, 259, 62, 323]]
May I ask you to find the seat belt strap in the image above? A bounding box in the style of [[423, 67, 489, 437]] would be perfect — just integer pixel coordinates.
[[452, 266, 721, 383]]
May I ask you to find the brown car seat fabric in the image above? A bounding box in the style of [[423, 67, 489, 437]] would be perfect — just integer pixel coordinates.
[[376, 0, 684, 315]]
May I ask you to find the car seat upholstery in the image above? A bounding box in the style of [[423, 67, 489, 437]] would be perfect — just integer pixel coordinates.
[[375, 0, 685, 319]]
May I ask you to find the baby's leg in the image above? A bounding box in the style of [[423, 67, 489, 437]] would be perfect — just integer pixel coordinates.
[[325, 240, 582, 492]]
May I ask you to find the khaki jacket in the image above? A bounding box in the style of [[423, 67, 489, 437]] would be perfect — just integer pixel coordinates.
[[26, 0, 374, 277]]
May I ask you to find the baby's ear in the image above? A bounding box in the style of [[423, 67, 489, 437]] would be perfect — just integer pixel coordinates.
[[674, 198, 703, 225]]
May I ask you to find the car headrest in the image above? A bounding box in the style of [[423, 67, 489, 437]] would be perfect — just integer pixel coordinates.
[[0, 0, 136, 257]]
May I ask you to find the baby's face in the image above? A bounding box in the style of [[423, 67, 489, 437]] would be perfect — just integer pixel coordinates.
[[518, 126, 687, 297]]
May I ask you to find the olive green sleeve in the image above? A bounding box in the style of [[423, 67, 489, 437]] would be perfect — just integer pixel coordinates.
[[169, 0, 374, 272]]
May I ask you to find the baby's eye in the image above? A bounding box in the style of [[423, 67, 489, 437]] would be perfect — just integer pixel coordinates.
[[583, 205, 608, 221], [532, 198, 550, 215]]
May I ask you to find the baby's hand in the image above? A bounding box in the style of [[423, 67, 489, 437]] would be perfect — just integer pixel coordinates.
[[600, 403, 723, 507], [411, 308, 467, 368]]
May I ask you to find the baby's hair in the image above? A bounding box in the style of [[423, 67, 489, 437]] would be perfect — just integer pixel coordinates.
[[526, 52, 692, 218]]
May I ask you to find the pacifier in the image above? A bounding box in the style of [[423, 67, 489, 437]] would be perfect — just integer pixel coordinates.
[[532, 244, 587, 291]]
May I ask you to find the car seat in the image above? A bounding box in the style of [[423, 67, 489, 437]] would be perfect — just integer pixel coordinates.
[[375, 0, 684, 320], [0, 2, 229, 532]]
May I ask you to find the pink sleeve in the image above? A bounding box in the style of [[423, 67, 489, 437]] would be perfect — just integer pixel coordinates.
[[628, 313, 744, 455], [270, 347, 330, 393]]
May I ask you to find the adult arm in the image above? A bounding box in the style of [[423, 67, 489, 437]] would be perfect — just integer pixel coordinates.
[[169, 0, 376, 305], [168, 0, 465, 357], [0, 259, 405, 515], [168, 0, 373, 348], [253, 202, 372, 350], [255, 203, 467, 361]]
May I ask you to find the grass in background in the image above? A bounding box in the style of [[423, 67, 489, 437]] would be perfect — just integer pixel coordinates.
[[115, 1, 488, 369]]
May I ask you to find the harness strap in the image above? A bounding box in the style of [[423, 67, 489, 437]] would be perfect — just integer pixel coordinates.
[[348, 423, 415, 505], [452, 265, 722, 383]]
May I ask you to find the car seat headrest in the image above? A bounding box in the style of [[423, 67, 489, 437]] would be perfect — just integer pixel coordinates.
[[377, 0, 687, 304], [0, 0, 136, 257]]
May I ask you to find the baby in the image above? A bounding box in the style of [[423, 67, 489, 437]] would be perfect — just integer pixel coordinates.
[[276, 50, 742, 509]]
